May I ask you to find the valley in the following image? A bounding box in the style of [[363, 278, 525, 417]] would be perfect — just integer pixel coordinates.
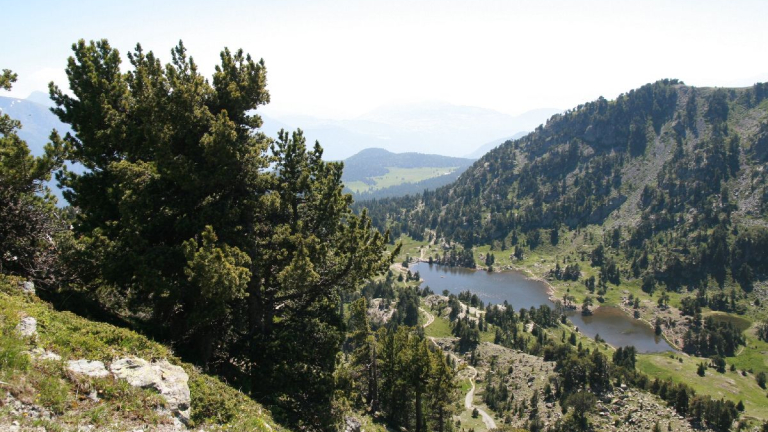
[[2, 11, 768, 429], [345, 166, 463, 194], [388, 230, 768, 426], [340, 148, 475, 200]]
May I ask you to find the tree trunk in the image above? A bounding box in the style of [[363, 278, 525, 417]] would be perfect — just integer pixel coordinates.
[[369, 344, 379, 413], [415, 388, 423, 432]]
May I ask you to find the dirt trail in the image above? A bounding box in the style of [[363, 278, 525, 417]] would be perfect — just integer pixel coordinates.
[[421, 307, 496, 430], [420, 307, 435, 328], [464, 366, 497, 430]]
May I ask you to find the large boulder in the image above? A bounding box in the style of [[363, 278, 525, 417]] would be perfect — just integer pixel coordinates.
[[15, 317, 37, 338], [110, 357, 190, 424], [67, 359, 110, 378]]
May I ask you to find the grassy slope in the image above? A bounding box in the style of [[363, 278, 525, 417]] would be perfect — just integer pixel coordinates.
[[346, 166, 460, 193], [0, 276, 287, 432], [637, 352, 768, 422]]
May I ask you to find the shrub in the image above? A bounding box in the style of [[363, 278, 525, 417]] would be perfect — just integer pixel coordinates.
[[38, 376, 69, 415], [757, 371, 767, 389]]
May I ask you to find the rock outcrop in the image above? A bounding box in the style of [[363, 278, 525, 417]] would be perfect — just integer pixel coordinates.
[[19, 281, 35, 295], [27, 347, 61, 361], [67, 359, 111, 378], [110, 357, 191, 424], [15, 317, 37, 338], [344, 416, 361, 432]]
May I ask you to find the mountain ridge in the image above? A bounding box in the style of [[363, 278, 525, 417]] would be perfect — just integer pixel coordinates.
[[262, 103, 560, 159]]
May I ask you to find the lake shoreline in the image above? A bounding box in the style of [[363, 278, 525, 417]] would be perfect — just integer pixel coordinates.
[[410, 260, 675, 353]]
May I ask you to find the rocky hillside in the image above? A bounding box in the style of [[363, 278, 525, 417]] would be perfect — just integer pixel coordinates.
[[361, 80, 768, 326], [365, 80, 768, 252], [0, 276, 286, 432]]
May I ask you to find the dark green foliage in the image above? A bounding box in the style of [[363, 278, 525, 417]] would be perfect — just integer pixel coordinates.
[[711, 356, 726, 373], [49, 39, 393, 428], [432, 248, 476, 268], [554, 349, 611, 395], [697, 362, 706, 377], [360, 272, 397, 301], [757, 371, 767, 389], [358, 81, 768, 313], [563, 391, 596, 430], [0, 69, 65, 280], [452, 317, 480, 352], [391, 286, 421, 328], [683, 316, 745, 357], [707, 89, 730, 124], [612, 346, 637, 370], [538, 320, 740, 431], [340, 299, 456, 432], [458, 290, 482, 308], [377, 327, 456, 432], [359, 80, 684, 249], [551, 262, 580, 281], [483, 372, 511, 413]]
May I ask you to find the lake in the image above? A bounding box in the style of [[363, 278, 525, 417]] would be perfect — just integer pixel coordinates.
[[411, 261, 673, 353]]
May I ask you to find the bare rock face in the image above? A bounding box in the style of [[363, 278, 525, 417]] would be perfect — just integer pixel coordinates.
[[110, 357, 191, 424], [15, 317, 37, 338], [67, 359, 111, 378]]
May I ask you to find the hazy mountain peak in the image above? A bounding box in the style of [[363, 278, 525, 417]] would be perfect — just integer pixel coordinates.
[[25, 91, 55, 108]]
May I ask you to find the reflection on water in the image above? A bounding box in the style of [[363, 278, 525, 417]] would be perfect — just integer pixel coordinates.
[[411, 262, 673, 353]]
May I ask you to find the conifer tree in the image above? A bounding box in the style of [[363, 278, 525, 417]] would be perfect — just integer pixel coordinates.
[[1, 69, 65, 279], [49, 39, 394, 428]]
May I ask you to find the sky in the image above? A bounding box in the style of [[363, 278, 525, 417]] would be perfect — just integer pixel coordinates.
[[2, 0, 768, 119]]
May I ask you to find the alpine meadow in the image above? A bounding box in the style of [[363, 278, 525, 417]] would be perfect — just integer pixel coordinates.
[[2, 2, 768, 432]]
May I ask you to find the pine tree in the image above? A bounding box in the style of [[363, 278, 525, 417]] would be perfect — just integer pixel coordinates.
[[0, 69, 65, 279], [49, 39, 394, 428]]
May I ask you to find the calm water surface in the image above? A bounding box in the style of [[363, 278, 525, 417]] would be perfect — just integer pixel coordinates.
[[411, 262, 673, 353]]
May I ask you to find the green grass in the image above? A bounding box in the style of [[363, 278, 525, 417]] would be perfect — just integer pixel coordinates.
[[391, 234, 428, 264], [423, 308, 453, 338], [346, 166, 461, 193], [638, 352, 768, 422], [729, 324, 768, 375], [705, 311, 752, 332], [459, 378, 472, 394], [0, 275, 288, 432]]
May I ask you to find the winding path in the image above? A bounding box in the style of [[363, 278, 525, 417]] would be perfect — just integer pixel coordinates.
[[420, 307, 435, 328], [420, 307, 497, 430], [464, 366, 497, 430]]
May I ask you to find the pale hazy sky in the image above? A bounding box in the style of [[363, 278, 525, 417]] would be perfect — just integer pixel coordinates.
[[2, 0, 767, 119]]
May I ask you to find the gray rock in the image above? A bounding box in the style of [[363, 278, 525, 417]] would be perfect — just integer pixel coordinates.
[[88, 390, 100, 402], [344, 416, 362, 432], [110, 357, 190, 424], [15, 317, 37, 337], [67, 359, 111, 378], [27, 347, 62, 361], [20, 281, 35, 295]]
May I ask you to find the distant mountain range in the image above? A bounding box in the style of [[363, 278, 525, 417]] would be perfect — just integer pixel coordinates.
[[0, 93, 70, 157], [262, 103, 561, 160], [2, 92, 560, 203], [463, 131, 528, 159], [0, 93, 77, 203]]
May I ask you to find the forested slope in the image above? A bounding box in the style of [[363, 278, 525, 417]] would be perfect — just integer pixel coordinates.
[[361, 80, 768, 293]]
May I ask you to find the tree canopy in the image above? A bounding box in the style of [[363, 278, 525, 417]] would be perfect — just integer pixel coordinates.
[[49, 39, 394, 428]]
